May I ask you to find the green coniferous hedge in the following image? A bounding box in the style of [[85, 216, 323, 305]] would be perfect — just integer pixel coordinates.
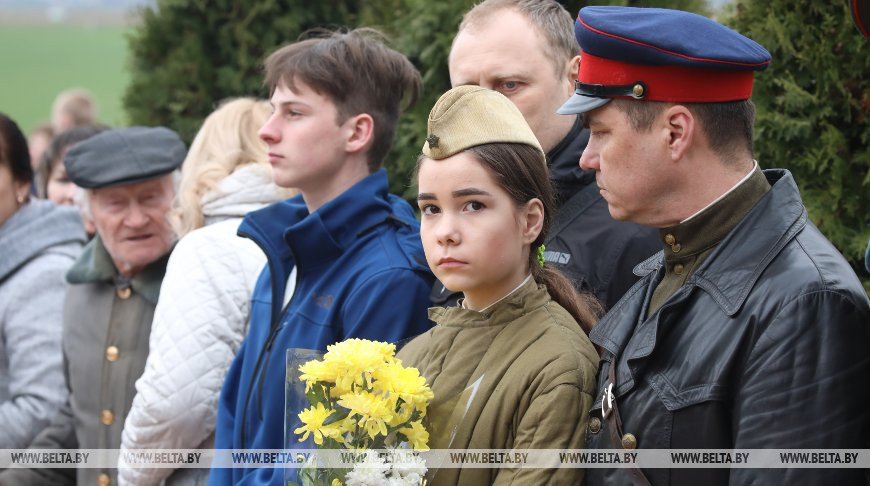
[[728, 0, 869, 287], [124, 0, 367, 143]]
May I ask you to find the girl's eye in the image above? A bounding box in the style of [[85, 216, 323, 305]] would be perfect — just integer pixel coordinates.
[[501, 81, 518, 91], [420, 205, 440, 215], [464, 201, 485, 212]]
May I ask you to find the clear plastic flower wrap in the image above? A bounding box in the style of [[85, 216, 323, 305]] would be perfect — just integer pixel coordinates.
[[285, 339, 434, 486]]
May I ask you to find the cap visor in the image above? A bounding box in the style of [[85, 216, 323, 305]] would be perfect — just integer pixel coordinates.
[[557, 93, 611, 115]]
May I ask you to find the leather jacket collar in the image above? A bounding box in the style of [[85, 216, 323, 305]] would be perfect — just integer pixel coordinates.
[[594, 169, 807, 360]]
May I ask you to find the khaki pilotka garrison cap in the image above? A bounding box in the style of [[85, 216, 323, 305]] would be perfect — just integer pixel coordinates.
[[422, 85, 543, 160]]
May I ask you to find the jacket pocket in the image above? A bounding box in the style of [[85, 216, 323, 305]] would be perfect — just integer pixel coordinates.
[[647, 370, 731, 445]]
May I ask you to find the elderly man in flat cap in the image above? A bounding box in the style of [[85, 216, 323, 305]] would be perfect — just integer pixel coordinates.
[[0, 127, 185, 486], [558, 7, 870, 486]]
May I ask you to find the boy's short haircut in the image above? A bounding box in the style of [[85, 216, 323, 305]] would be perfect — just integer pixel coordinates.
[[263, 28, 422, 172]]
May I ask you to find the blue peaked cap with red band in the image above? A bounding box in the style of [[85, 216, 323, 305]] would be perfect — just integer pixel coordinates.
[[559, 7, 771, 115], [576, 6, 770, 70]]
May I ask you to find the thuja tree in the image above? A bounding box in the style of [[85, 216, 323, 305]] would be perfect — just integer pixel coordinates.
[[372, 0, 476, 200], [729, 0, 870, 287], [124, 0, 367, 142]]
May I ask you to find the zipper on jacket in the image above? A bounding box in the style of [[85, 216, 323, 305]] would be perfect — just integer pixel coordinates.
[[235, 212, 393, 447], [255, 290, 297, 420], [236, 228, 297, 450]]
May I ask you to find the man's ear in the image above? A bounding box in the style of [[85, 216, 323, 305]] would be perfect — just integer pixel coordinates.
[[663, 104, 695, 161], [522, 197, 545, 245], [344, 113, 374, 154], [566, 54, 581, 86]]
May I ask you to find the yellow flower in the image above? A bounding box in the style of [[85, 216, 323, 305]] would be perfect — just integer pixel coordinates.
[[372, 359, 434, 413], [325, 338, 395, 362], [323, 339, 396, 391], [296, 339, 433, 452], [328, 375, 353, 400], [399, 420, 430, 450], [388, 401, 414, 427], [321, 419, 351, 442], [298, 359, 338, 392], [332, 479, 343, 486], [337, 390, 395, 439], [294, 402, 335, 445]]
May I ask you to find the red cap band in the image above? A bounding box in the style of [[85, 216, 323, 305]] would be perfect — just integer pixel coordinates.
[[578, 53, 755, 102]]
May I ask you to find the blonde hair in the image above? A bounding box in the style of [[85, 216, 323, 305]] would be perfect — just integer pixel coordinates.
[[51, 88, 98, 132], [171, 97, 273, 237]]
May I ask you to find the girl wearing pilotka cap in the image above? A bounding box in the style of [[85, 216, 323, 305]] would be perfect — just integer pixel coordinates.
[[397, 85, 600, 485]]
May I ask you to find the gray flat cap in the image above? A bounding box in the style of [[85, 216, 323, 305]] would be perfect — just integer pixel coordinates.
[[64, 126, 186, 188]]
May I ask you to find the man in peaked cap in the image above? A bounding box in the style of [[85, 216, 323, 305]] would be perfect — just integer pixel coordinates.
[[0, 127, 185, 486], [558, 7, 870, 486]]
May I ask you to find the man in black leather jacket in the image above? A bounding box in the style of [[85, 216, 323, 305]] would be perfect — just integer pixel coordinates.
[[433, 0, 660, 310], [559, 6, 870, 486]]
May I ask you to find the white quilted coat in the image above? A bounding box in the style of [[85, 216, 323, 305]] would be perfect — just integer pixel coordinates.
[[118, 167, 293, 485]]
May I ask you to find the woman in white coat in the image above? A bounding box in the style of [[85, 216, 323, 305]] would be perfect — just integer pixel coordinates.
[[118, 98, 295, 485]]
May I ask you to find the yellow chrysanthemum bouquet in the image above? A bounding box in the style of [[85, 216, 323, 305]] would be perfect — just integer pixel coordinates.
[[287, 339, 433, 486]]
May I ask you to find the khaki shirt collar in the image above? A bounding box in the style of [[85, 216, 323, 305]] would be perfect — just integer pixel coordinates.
[[429, 277, 548, 328], [657, 163, 770, 262]]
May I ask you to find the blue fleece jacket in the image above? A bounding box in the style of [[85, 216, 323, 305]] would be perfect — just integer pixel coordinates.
[[210, 170, 433, 485]]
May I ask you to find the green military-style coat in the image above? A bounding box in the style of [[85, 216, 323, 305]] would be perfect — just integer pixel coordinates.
[[0, 236, 169, 486], [397, 279, 599, 486]]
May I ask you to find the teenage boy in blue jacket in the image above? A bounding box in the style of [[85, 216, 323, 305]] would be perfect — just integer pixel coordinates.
[[210, 28, 434, 485]]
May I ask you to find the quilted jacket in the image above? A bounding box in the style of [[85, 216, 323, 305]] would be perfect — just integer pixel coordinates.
[[119, 167, 289, 486]]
